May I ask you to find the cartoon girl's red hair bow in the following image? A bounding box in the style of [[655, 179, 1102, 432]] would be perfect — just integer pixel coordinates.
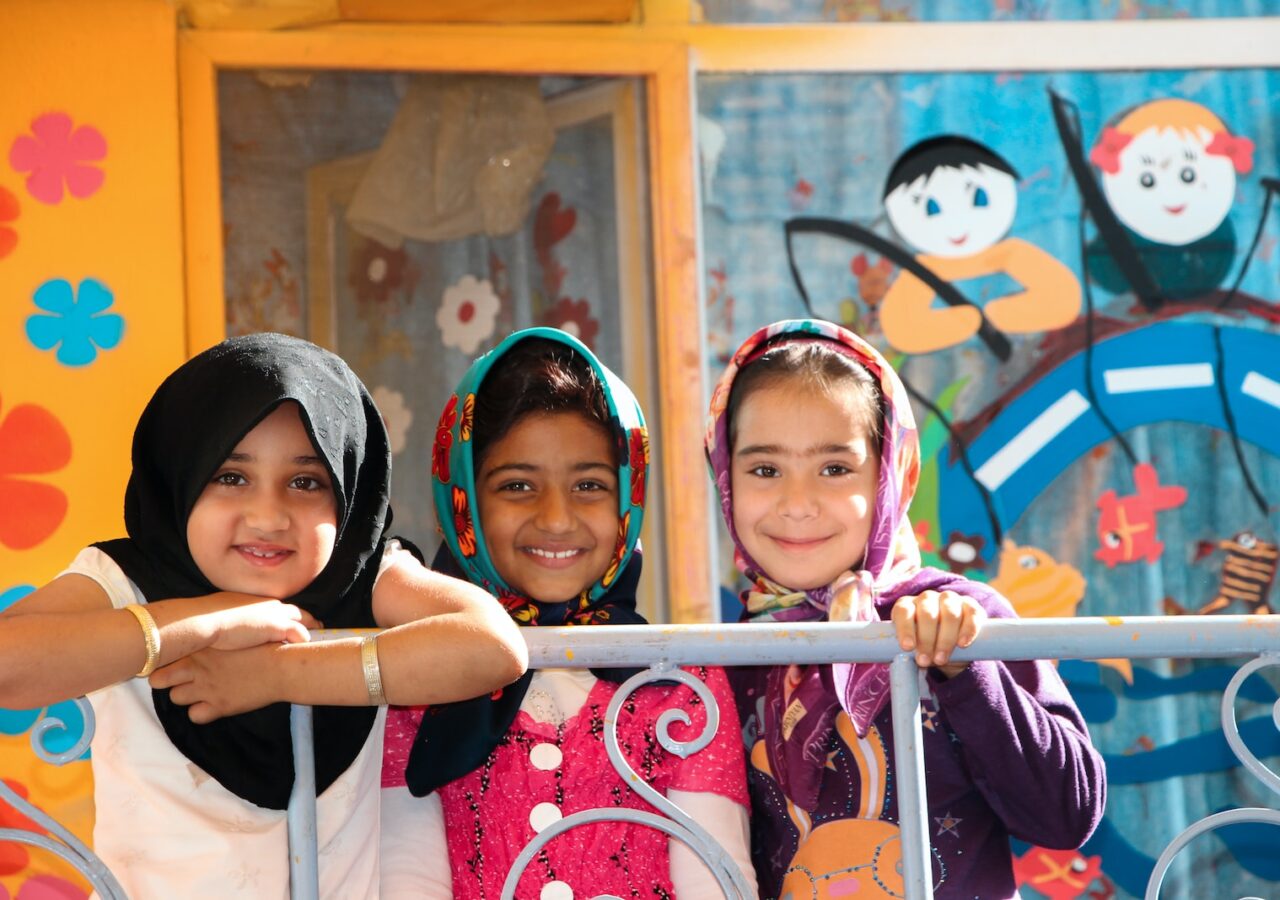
[[1206, 131, 1255, 174], [1089, 126, 1132, 175]]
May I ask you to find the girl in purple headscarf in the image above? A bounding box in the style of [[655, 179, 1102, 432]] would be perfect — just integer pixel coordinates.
[[706, 319, 1106, 899]]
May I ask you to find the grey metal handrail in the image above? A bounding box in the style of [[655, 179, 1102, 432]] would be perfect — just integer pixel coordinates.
[[3, 615, 1277, 899]]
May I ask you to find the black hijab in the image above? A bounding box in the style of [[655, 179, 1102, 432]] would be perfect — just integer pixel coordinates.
[[96, 332, 389, 810]]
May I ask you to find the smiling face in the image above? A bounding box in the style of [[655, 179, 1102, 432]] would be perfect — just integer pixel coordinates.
[[884, 163, 1018, 258], [1101, 125, 1236, 246], [186, 401, 338, 598], [477, 411, 620, 603], [731, 382, 880, 591]]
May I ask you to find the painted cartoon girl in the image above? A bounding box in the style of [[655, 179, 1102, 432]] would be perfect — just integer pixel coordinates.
[[1087, 97, 1255, 300]]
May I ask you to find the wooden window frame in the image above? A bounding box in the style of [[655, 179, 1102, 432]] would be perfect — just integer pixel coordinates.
[[179, 27, 712, 622]]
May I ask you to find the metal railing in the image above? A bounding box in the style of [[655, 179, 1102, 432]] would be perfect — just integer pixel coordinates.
[[3, 615, 1279, 899]]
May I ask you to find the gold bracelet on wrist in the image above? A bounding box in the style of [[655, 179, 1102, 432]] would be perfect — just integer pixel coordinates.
[[359, 634, 386, 706], [123, 603, 161, 678]]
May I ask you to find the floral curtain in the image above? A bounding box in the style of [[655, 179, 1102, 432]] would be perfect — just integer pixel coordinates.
[[219, 71, 632, 549]]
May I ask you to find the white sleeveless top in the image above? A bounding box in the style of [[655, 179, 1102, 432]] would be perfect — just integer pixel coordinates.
[[65, 547, 387, 900]]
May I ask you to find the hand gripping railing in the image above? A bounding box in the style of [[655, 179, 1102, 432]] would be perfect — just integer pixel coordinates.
[[3, 615, 1278, 899]]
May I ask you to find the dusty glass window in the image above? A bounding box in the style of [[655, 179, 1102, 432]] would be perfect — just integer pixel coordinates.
[[218, 69, 668, 618]]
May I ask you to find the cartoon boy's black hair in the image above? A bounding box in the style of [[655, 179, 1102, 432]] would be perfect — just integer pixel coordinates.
[[882, 135, 1019, 200]]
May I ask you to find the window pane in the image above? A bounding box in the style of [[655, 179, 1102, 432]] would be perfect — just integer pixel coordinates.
[[219, 70, 665, 617]]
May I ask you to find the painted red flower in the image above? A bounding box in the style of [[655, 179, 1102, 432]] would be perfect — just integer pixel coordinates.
[[628, 428, 648, 508], [432, 395, 458, 482], [349, 237, 410, 306], [542, 298, 599, 349], [0, 778, 45, 876], [452, 486, 476, 558], [0, 397, 71, 550], [533, 193, 575, 298], [0, 186, 18, 259], [9, 113, 107, 205]]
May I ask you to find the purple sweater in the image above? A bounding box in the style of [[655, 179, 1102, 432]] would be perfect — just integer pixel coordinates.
[[730, 572, 1106, 900]]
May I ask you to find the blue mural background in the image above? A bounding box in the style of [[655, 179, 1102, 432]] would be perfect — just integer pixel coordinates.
[[700, 0, 1280, 23], [700, 66, 1280, 898]]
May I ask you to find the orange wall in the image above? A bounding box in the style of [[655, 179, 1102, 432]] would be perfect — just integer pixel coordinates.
[[0, 0, 184, 891]]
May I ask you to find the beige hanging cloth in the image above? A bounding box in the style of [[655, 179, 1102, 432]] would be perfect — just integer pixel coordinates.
[[346, 75, 555, 247]]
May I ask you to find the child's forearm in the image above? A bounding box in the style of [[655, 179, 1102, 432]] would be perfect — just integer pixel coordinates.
[[0, 574, 311, 710], [263, 613, 527, 708], [143, 562, 527, 721], [371, 556, 529, 702], [378, 609, 528, 704], [0, 595, 244, 709]]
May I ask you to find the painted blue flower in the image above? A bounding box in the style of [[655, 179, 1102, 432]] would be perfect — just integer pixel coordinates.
[[26, 277, 124, 366], [0, 584, 34, 612], [0, 583, 90, 758], [0, 585, 37, 736]]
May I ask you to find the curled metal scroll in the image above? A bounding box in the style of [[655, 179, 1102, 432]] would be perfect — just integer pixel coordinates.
[[500, 662, 753, 899], [0, 698, 128, 899], [1144, 653, 1280, 899], [30, 697, 95, 765]]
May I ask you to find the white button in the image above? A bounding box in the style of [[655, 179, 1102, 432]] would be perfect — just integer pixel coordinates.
[[541, 882, 573, 900], [530, 742, 563, 771], [529, 802, 563, 833]]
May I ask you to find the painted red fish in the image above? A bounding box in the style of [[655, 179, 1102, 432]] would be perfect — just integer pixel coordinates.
[[1095, 462, 1187, 567], [1013, 846, 1104, 900]]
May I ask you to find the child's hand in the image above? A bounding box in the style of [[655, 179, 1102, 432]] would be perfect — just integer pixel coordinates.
[[891, 590, 986, 678], [201, 593, 317, 651], [150, 645, 280, 722]]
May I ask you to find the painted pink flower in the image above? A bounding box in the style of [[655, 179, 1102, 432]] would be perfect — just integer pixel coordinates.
[[9, 113, 107, 205], [13, 875, 88, 900], [0, 779, 43, 876]]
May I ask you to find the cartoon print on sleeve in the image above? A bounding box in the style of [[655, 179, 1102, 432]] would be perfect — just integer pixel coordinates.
[[752, 711, 942, 898], [879, 136, 1082, 355]]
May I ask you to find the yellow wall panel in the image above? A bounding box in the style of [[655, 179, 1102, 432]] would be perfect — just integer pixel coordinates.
[[0, 0, 185, 589], [0, 1, 184, 892]]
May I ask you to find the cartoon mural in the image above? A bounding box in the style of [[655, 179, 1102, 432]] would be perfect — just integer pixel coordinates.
[[879, 136, 1081, 355], [1166, 531, 1279, 616], [702, 62, 1280, 897], [1094, 462, 1187, 568], [1087, 98, 1253, 301]]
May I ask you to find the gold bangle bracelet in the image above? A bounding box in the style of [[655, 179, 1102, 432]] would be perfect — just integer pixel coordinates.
[[359, 634, 386, 706], [123, 603, 161, 678]]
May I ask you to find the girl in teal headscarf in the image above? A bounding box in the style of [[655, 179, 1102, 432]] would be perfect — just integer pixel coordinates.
[[381, 328, 754, 899]]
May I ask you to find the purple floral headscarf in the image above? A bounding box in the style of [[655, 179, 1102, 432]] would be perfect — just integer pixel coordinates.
[[705, 318, 924, 810]]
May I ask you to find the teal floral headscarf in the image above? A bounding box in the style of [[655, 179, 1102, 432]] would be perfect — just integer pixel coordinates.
[[430, 326, 648, 621], [404, 327, 650, 796]]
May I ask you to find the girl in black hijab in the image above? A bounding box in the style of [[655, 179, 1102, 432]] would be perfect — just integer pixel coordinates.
[[0, 332, 525, 898]]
